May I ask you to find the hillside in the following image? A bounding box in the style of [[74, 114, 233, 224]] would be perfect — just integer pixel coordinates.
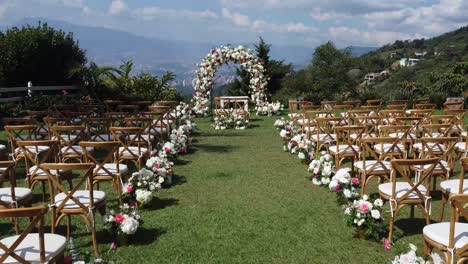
[[357, 25, 468, 103]]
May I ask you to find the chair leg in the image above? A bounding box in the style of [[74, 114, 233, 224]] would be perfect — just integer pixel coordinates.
[[439, 193, 447, 222], [423, 238, 432, 257], [410, 205, 415, 218], [66, 215, 72, 239], [388, 214, 394, 242]]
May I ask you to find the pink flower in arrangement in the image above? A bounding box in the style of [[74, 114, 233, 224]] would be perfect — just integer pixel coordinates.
[[211, 49, 215, 54], [351, 178, 360, 185], [164, 147, 169, 153], [359, 203, 370, 214], [114, 214, 125, 223], [382, 238, 392, 250], [129, 200, 137, 208], [166, 169, 172, 175], [154, 163, 161, 169], [125, 185, 133, 193], [110, 242, 118, 250], [179, 147, 186, 153]]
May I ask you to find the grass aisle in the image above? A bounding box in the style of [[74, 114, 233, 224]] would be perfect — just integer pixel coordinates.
[[112, 116, 394, 264]]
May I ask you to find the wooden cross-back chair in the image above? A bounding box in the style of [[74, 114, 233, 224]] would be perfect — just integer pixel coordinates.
[[357, 137, 405, 195], [312, 117, 342, 153], [27, 111, 51, 139], [61, 112, 90, 125], [350, 115, 381, 140], [444, 100, 464, 111], [439, 158, 468, 221], [288, 100, 309, 121], [366, 99, 384, 106], [379, 125, 414, 156], [413, 97, 431, 105], [300, 110, 331, 137], [332, 104, 353, 120], [84, 117, 113, 142], [379, 158, 439, 241], [140, 112, 171, 141], [330, 126, 364, 169], [80, 141, 127, 202], [0, 206, 67, 264], [17, 140, 72, 201], [43, 117, 74, 140], [110, 127, 149, 170], [380, 110, 406, 125], [414, 103, 437, 110], [0, 161, 33, 224], [50, 125, 89, 162], [390, 100, 409, 107], [123, 117, 156, 146], [423, 194, 468, 264], [104, 112, 130, 127], [444, 110, 466, 136], [456, 125, 468, 158], [104, 100, 124, 112], [418, 137, 458, 190], [116, 104, 139, 115], [320, 101, 337, 111], [43, 163, 104, 257], [360, 105, 381, 112], [132, 101, 152, 112], [386, 104, 407, 110], [343, 100, 361, 109], [4, 125, 44, 161]]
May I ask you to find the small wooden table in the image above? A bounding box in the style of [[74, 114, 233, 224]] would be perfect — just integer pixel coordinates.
[[219, 96, 250, 112]]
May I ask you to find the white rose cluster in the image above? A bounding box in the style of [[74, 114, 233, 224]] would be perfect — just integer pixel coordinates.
[[192, 46, 268, 116]]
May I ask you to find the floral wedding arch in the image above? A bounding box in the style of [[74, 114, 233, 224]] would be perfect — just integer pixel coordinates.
[[192, 45, 268, 116]]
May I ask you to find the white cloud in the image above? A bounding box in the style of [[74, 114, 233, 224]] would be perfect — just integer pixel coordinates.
[[108, 0, 128, 16], [327, 26, 425, 46], [135, 7, 218, 21], [222, 8, 316, 33], [310, 8, 349, 22]]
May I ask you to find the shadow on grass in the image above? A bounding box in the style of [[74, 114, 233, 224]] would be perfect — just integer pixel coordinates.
[[173, 159, 191, 166], [201, 132, 247, 138], [393, 217, 432, 242], [170, 175, 187, 187], [249, 118, 262, 122], [96, 227, 167, 246], [148, 197, 179, 210], [194, 143, 238, 153]]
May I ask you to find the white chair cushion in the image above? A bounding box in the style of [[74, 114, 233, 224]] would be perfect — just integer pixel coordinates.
[[310, 133, 336, 142], [288, 113, 302, 119], [52, 134, 78, 142], [29, 166, 69, 177], [456, 142, 467, 152], [0, 187, 32, 203], [378, 182, 427, 199], [0, 144, 5, 151], [350, 133, 376, 140], [354, 160, 391, 172], [146, 127, 168, 134], [462, 131, 467, 138], [374, 143, 406, 154], [129, 134, 155, 141], [91, 134, 113, 142], [96, 163, 129, 176], [0, 233, 66, 264], [440, 179, 468, 194], [54, 190, 106, 209], [15, 146, 50, 155], [297, 119, 309, 126], [418, 160, 450, 171], [303, 126, 316, 132], [423, 222, 468, 249], [329, 145, 360, 154], [119, 147, 148, 157], [413, 142, 447, 151], [389, 132, 417, 139], [60, 146, 93, 155]]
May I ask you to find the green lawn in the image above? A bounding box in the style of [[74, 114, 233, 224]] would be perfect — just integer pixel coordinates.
[[0, 116, 454, 263]]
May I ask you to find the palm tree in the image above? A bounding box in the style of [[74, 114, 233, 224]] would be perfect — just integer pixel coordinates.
[[105, 60, 135, 94], [69, 62, 119, 100]]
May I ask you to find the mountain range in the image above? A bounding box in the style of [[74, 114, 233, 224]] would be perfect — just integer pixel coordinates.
[[2, 18, 377, 94]]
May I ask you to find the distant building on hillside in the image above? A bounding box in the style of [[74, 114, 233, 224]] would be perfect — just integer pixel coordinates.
[[400, 58, 420, 67], [415, 51, 427, 57]]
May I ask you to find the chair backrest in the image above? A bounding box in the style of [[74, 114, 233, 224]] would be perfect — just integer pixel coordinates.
[[2, 117, 36, 126], [419, 137, 458, 170], [420, 124, 452, 138], [380, 110, 406, 125], [444, 101, 464, 111], [0, 206, 49, 263], [361, 137, 406, 168], [390, 100, 408, 106], [386, 104, 406, 110], [320, 101, 337, 110], [104, 112, 129, 127], [80, 141, 121, 178], [351, 116, 381, 135], [4, 125, 38, 155], [414, 103, 436, 110], [84, 118, 112, 142], [17, 140, 59, 181], [0, 161, 17, 208], [117, 104, 139, 114], [413, 97, 430, 105], [50, 126, 87, 157], [334, 126, 365, 155], [366, 99, 383, 106], [110, 127, 148, 158], [343, 100, 361, 108], [390, 158, 439, 203], [448, 194, 468, 252], [43, 163, 95, 212]]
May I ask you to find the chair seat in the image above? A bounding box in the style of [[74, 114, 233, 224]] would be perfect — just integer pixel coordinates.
[[423, 222, 468, 249], [145, 127, 168, 134], [0, 233, 66, 264], [52, 134, 78, 143], [310, 133, 336, 142], [15, 146, 50, 155], [462, 131, 467, 138], [96, 163, 129, 176], [29, 166, 69, 177], [350, 133, 376, 140], [288, 113, 302, 119], [129, 134, 155, 141], [456, 142, 467, 152], [297, 119, 309, 126], [60, 146, 93, 155], [0, 144, 5, 151], [303, 126, 316, 132], [388, 132, 417, 140], [354, 160, 391, 172], [413, 142, 447, 151], [416, 160, 450, 171], [374, 143, 406, 154], [91, 134, 113, 142], [378, 182, 427, 199], [0, 187, 32, 203], [440, 179, 468, 194], [329, 145, 360, 154], [54, 190, 106, 209], [119, 147, 149, 158]]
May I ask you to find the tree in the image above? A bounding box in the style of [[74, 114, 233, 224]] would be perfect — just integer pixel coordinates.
[[68, 62, 119, 100], [228, 37, 292, 97], [132, 71, 176, 101], [0, 22, 86, 87]]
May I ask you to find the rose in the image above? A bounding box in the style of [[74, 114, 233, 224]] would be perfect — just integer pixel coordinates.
[[359, 203, 370, 214], [114, 214, 125, 223], [125, 185, 133, 193], [351, 178, 359, 185]]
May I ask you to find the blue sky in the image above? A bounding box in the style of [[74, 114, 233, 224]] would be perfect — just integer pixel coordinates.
[[0, 0, 467, 47]]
